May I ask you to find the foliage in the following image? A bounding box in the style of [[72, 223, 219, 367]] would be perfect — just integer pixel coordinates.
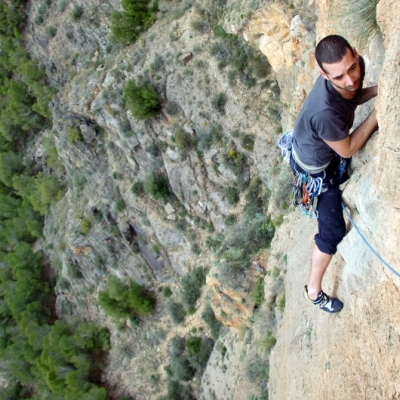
[[163, 286, 172, 298], [196, 123, 223, 152], [0, 3, 114, 399], [166, 301, 186, 324], [167, 379, 195, 400], [131, 181, 144, 195], [211, 92, 227, 114], [252, 278, 265, 306], [224, 186, 239, 205], [81, 218, 92, 235], [98, 276, 155, 320], [211, 25, 270, 87], [143, 173, 169, 199], [180, 268, 206, 310], [258, 332, 276, 353], [123, 80, 160, 120], [202, 305, 223, 339], [224, 213, 237, 226], [241, 134, 255, 151], [336, 0, 380, 43], [110, 0, 158, 44], [174, 125, 193, 151], [66, 127, 83, 143], [70, 5, 84, 20]]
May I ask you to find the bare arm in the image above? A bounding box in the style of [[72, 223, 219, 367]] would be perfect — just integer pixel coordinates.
[[358, 85, 378, 104], [324, 109, 378, 158]]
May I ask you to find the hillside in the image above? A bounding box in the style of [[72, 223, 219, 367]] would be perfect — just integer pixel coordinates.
[[0, 0, 399, 399]]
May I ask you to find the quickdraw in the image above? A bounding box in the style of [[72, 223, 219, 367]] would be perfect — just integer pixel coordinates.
[[293, 169, 323, 217]]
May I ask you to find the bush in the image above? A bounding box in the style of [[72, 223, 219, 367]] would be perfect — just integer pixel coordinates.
[[45, 25, 57, 38], [224, 186, 239, 205], [110, 0, 157, 44], [258, 332, 276, 353], [241, 134, 254, 151], [167, 301, 185, 324], [163, 286, 172, 298], [115, 199, 126, 212], [123, 80, 159, 120], [143, 173, 169, 199], [131, 181, 144, 195], [66, 127, 82, 143], [185, 336, 213, 373], [70, 5, 83, 20], [174, 126, 192, 151], [211, 92, 227, 114], [80, 218, 91, 235], [202, 305, 223, 339], [180, 268, 206, 310], [252, 278, 264, 306], [98, 276, 155, 320], [224, 213, 237, 226]]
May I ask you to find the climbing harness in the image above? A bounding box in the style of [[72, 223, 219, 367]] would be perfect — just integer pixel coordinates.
[[277, 129, 324, 217], [342, 203, 400, 279]]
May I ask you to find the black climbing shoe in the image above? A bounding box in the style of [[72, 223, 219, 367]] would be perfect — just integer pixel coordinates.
[[303, 285, 343, 313]]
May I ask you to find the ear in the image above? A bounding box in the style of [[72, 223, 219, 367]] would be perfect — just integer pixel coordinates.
[[319, 68, 329, 80], [353, 47, 359, 60]]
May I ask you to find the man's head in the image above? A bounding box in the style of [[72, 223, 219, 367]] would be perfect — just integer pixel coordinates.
[[316, 35, 361, 98]]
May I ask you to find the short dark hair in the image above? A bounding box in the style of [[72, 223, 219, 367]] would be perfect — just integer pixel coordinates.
[[315, 35, 354, 73]]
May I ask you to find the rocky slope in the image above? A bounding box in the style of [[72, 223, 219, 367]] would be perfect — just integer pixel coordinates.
[[18, 0, 400, 398]]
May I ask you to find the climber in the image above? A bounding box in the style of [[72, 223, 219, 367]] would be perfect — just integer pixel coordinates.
[[288, 35, 378, 313]]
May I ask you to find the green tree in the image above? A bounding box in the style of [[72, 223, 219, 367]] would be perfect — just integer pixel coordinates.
[[123, 80, 159, 120], [110, 0, 157, 44], [143, 173, 169, 199]]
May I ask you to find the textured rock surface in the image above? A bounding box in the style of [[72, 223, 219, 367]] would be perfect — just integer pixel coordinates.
[[268, 0, 400, 399]]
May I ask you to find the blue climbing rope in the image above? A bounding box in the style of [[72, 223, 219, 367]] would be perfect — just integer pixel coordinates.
[[341, 202, 400, 279]]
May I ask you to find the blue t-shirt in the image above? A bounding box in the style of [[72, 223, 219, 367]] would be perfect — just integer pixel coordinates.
[[292, 57, 365, 167]]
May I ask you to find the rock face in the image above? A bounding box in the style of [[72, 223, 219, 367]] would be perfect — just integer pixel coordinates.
[[267, 0, 400, 399]]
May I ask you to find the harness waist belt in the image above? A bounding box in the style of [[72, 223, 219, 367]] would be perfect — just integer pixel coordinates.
[[292, 147, 330, 174]]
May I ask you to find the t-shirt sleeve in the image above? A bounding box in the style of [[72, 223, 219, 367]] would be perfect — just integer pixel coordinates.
[[311, 110, 349, 142]]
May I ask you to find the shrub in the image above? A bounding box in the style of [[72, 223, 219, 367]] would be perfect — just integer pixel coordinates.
[[278, 294, 286, 312], [45, 25, 57, 38], [241, 134, 254, 151], [167, 301, 185, 324], [202, 305, 223, 339], [224, 186, 239, 205], [211, 92, 227, 114], [110, 0, 157, 44], [143, 173, 169, 199], [131, 181, 144, 195], [336, 0, 380, 43], [174, 126, 192, 151], [66, 127, 82, 143], [115, 199, 126, 212], [123, 80, 159, 120], [80, 218, 91, 235], [98, 276, 155, 320], [180, 268, 206, 310], [258, 332, 276, 353], [163, 286, 172, 298], [185, 336, 213, 373], [252, 278, 264, 306], [167, 379, 194, 400], [70, 5, 83, 20], [224, 214, 237, 226]]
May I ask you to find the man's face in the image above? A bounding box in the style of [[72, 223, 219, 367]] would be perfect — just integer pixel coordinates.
[[320, 47, 361, 98]]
